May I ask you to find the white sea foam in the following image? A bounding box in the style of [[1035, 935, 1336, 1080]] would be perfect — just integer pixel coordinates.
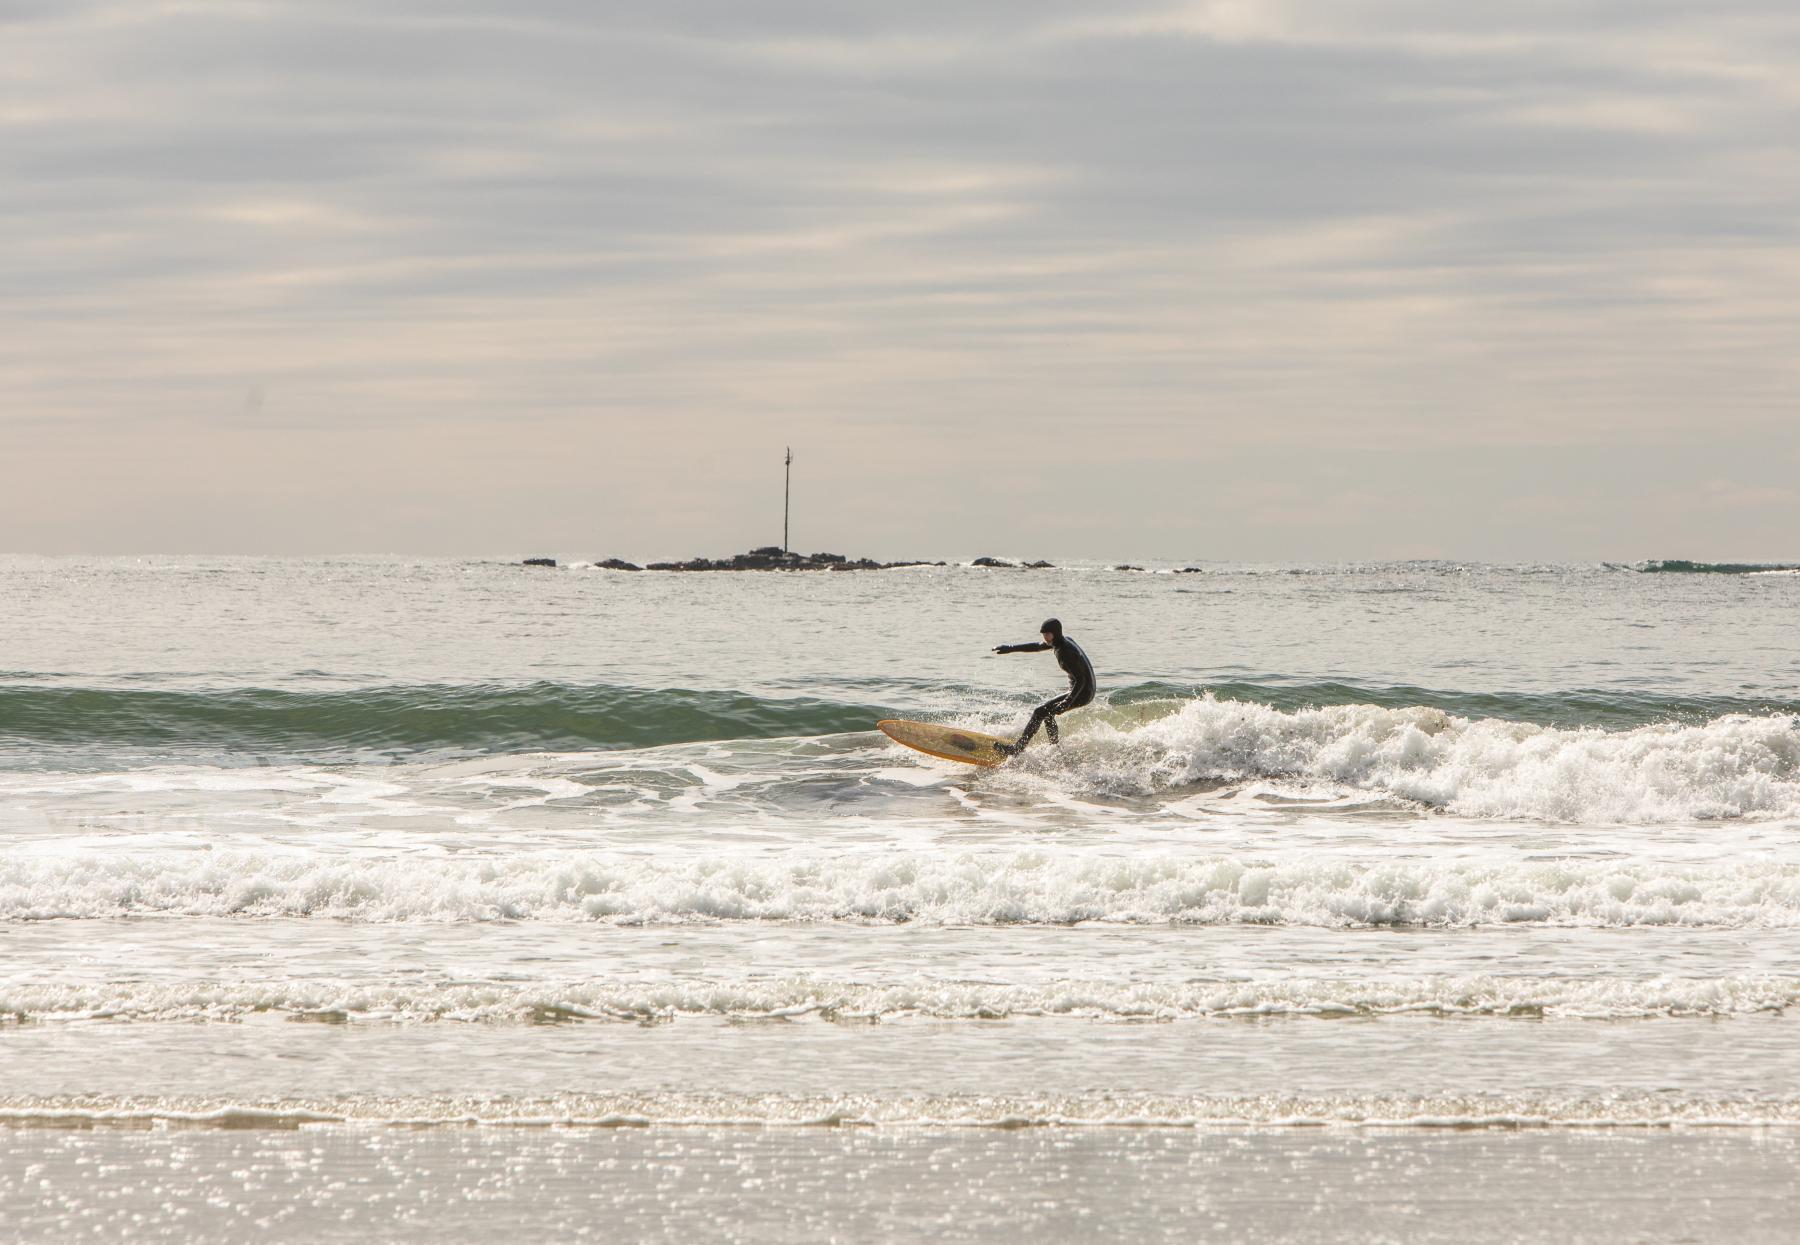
[[3, 973, 1795, 1025], [1056, 698, 1800, 822], [5, 849, 1800, 927]]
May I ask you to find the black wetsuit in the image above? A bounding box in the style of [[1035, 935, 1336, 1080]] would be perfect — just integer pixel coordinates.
[[994, 633, 1096, 751]]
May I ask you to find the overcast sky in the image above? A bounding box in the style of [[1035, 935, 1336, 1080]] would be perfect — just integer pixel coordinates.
[[6, 1, 1798, 559]]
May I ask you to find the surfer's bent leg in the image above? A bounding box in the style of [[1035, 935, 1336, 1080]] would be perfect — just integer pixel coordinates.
[[1040, 687, 1095, 749], [1007, 695, 1069, 753]]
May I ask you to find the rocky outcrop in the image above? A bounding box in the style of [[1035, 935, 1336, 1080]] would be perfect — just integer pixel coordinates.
[[639, 549, 946, 572], [550, 550, 1072, 571], [1636, 560, 1800, 574], [1114, 564, 1146, 572], [1178, 567, 1205, 574]]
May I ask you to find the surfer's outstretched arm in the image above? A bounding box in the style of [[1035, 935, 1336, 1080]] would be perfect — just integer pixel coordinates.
[[993, 642, 1051, 654]]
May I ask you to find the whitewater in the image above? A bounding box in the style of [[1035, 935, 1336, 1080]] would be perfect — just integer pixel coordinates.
[[4, 555, 1799, 1240]]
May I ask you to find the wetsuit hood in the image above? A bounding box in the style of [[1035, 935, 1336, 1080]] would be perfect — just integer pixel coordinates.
[[1039, 618, 1063, 638]]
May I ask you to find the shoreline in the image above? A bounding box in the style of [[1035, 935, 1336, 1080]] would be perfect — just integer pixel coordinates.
[[7, 1125, 1794, 1244], [9, 1090, 1800, 1130]]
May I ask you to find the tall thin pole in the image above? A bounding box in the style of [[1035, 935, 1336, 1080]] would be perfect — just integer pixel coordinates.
[[783, 446, 793, 553]]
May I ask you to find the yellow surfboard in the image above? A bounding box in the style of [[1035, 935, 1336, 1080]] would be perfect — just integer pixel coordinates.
[[877, 719, 1010, 767]]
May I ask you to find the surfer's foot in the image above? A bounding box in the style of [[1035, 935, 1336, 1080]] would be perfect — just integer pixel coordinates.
[[995, 741, 1022, 758]]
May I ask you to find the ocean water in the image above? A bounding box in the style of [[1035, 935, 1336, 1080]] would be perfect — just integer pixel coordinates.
[[3, 555, 1799, 1240]]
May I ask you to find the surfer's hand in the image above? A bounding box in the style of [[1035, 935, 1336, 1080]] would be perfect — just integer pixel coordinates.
[[992, 645, 1009, 655]]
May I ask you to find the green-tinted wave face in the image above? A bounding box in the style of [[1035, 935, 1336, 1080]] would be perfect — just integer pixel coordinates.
[[0, 683, 896, 763], [5, 679, 1798, 768]]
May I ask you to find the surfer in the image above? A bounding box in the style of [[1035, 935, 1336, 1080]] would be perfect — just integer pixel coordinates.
[[992, 618, 1095, 755]]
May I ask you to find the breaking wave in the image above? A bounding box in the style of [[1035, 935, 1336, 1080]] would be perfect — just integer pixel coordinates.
[[4, 973, 1795, 1025], [4, 680, 1798, 821], [6, 850, 1800, 927], [1052, 695, 1800, 822]]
